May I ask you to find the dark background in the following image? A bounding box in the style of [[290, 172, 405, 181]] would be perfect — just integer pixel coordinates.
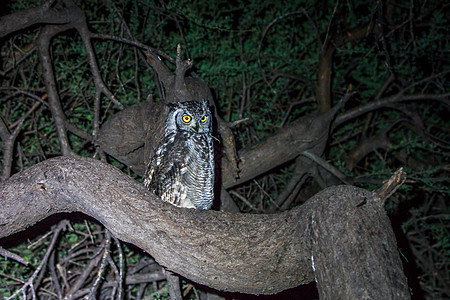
[[0, 0, 448, 299]]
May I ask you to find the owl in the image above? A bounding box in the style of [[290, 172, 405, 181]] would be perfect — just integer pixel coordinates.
[[144, 100, 214, 209]]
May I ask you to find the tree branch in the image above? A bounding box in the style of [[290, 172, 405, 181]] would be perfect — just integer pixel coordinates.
[[316, 23, 373, 113], [0, 0, 73, 38], [0, 156, 409, 298], [97, 100, 337, 188], [376, 167, 407, 203], [309, 185, 410, 299], [0, 156, 313, 294], [335, 92, 450, 126], [222, 109, 335, 188], [0, 117, 24, 181], [5, 220, 69, 300], [36, 24, 75, 156], [74, 13, 125, 111]]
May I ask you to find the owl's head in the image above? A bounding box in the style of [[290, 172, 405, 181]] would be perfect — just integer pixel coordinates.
[[165, 100, 212, 134]]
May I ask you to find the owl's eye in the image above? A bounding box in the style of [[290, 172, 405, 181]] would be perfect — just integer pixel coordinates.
[[200, 115, 208, 123], [182, 115, 192, 123]]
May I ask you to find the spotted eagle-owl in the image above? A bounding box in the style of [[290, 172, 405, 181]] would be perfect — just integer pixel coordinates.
[[143, 100, 214, 209]]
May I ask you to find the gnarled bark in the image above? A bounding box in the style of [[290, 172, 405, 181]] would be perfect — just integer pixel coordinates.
[[0, 156, 410, 298]]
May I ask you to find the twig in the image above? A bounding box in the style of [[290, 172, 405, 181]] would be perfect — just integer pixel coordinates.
[[112, 235, 124, 300], [376, 168, 407, 204], [252, 179, 277, 206], [48, 251, 62, 299], [6, 220, 69, 300], [0, 44, 37, 76], [0, 246, 29, 266], [229, 190, 263, 212], [257, 10, 308, 94], [301, 150, 351, 185], [174, 43, 192, 94], [87, 231, 112, 300], [376, 0, 396, 78], [270, 157, 311, 212], [322, 0, 339, 50], [0, 101, 32, 180], [335, 92, 450, 126], [94, 2, 174, 63], [63, 237, 107, 300], [280, 97, 315, 127], [166, 271, 183, 300], [228, 117, 251, 128], [171, 12, 190, 60]]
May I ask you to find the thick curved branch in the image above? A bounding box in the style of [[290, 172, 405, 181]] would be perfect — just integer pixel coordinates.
[[0, 156, 313, 294], [0, 156, 409, 298]]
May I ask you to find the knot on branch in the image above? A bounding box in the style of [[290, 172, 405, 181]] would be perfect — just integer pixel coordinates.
[[174, 43, 192, 95], [146, 44, 197, 103]]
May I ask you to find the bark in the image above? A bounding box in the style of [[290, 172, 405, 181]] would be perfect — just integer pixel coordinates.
[[310, 184, 410, 299], [36, 24, 75, 156], [0, 156, 410, 298], [97, 101, 157, 175], [0, 0, 76, 38], [221, 109, 333, 188], [0, 115, 27, 181]]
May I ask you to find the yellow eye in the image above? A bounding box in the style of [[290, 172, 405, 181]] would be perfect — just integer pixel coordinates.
[[182, 115, 191, 123], [200, 115, 207, 123]]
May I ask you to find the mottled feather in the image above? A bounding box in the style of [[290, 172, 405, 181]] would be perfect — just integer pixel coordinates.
[[144, 100, 214, 209]]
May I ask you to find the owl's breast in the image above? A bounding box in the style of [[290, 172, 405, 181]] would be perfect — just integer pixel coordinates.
[[181, 133, 214, 209], [144, 131, 214, 210]]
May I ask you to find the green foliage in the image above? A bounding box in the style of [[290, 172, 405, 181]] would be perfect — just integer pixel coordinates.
[[150, 286, 169, 300], [0, 0, 449, 298]]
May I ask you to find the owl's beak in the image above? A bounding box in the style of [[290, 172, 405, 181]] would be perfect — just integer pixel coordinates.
[[190, 122, 199, 132]]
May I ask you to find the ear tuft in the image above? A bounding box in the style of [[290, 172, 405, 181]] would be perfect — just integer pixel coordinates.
[[201, 99, 209, 109]]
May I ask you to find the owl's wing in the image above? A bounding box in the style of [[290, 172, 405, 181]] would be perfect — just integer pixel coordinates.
[[159, 160, 188, 207], [144, 133, 189, 207]]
